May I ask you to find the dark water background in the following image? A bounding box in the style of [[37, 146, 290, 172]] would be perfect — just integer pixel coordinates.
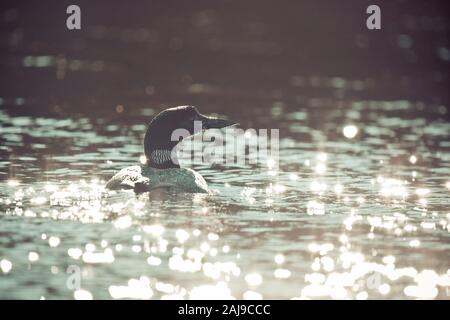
[[0, 0, 449, 299]]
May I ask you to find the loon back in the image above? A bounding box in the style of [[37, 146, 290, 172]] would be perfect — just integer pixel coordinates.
[[105, 166, 210, 194]]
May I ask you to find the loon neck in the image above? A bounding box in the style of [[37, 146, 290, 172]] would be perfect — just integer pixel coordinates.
[[146, 148, 180, 169], [144, 123, 181, 169]]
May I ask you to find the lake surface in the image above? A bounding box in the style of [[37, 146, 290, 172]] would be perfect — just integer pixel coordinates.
[[0, 1, 449, 299]]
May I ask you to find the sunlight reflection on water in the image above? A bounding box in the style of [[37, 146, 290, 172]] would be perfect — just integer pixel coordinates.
[[0, 97, 450, 300]]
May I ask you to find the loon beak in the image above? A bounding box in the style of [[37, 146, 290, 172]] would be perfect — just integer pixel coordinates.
[[198, 114, 237, 129]]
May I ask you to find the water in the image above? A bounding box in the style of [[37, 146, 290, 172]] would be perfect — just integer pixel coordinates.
[[1, 1, 450, 299]]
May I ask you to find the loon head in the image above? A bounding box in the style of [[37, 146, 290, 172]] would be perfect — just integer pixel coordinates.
[[144, 106, 235, 169]]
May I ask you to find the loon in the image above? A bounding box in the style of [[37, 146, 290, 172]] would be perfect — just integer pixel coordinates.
[[105, 106, 235, 193]]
